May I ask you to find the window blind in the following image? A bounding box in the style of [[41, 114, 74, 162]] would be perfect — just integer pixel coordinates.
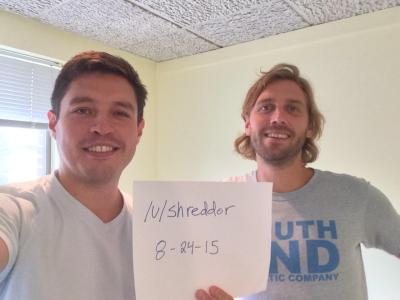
[[0, 49, 61, 125]]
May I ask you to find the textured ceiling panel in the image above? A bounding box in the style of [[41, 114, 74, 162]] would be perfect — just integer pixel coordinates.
[[130, 0, 309, 46], [0, 0, 217, 61], [356, 0, 400, 14], [190, 0, 309, 46], [1, 0, 399, 61], [124, 30, 219, 61], [130, 0, 267, 26], [0, 0, 64, 16], [287, 0, 400, 24], [39, 0, 178, 47]]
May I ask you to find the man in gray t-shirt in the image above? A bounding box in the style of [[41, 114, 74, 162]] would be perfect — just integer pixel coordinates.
[[196, 64, 399, 300]]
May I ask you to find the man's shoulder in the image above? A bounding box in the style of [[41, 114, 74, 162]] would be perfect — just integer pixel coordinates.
[[222, 169, 371, 189], [0, 175, 53, 203], [0, 177, 53, 250], [312, 169, 375, 198], [315, 169, 368, 186]]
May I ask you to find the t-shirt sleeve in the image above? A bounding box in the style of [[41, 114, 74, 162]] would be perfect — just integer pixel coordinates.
[[0, 194, 21, 281], [362, 184, 400, 257]]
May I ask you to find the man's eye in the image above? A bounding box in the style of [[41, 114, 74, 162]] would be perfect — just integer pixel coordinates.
[[259, 104, 273, 112], [74, 108, 91, 114], [287, 105, 300, 113], [115, 111, 131, 118]]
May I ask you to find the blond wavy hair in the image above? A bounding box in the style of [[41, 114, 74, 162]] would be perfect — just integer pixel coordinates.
[[234, 63, 325, 164]]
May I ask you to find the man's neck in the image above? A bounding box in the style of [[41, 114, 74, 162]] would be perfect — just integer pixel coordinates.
[[256, 156, 314, 193], [56, 171, 124, 223]]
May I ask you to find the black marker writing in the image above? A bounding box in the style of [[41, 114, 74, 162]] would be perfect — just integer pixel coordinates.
[[144, 200, 236, 223], [155, 240, 220, 261]]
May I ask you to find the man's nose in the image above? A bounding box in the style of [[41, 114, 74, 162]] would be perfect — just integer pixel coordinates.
[[90, 115, 113, 135], [270, 108, 287, 125]]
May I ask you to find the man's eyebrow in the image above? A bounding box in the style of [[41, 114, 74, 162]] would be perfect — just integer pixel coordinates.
[[255, 98, 305, 105], [69, 96, 95, 105], [287, 99, 306, 106], [69, 97, 135, 111], [255, 97, 273, 104], [114, 101, 135, 111]]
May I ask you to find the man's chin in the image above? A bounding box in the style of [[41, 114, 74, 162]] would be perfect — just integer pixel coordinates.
[[80, 168, 121, 185], [257, 149, 300, 166], [261, 156, 290, 166], [255, 138, 305, 166]]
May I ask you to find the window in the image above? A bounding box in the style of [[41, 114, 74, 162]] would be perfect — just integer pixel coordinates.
[[0, 48, 61, 185]]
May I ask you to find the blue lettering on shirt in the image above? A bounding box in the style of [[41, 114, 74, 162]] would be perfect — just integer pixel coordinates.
[[269, 219, 340, 282]]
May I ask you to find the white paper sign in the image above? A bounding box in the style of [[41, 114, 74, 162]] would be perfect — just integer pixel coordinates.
[[132, 181, 272, 300]]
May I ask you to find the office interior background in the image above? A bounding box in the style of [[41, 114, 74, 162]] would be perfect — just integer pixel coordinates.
[[0, 4, 399, 299]]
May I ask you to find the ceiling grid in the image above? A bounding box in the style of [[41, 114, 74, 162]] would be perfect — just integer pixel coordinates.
[[1, 0, 399, 61]]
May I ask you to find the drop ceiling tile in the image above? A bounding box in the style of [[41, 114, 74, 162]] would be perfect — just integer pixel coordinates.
[[189, 0, 309, 46], [130, 0, 266, 26], [286, 0, 400, 24], [0, 0, 64, 16], [38, 0, 146, 40], [356, 0, 400, 14], [1, 0, 399, 61], [124, 29, 219, 61], [24, 0, 215, 61], [130, 0, 308, 46]]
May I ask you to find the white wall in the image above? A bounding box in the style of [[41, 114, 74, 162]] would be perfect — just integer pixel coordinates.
[[156, 7, 400, 299], [0, 10, 158, 193]]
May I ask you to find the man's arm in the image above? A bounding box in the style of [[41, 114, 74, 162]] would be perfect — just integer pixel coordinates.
[[363, 183, 400, 257], [0, 237, 9, 272]]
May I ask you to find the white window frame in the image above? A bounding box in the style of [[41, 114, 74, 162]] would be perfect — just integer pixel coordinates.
[[0, 47, 62, 182]]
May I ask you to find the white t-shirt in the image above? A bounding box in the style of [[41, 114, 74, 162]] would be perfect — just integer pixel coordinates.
[[228, 169, 400, 300], [0, 174, 135, 300]]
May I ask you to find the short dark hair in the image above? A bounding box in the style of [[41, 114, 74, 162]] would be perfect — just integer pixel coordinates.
[[234, 63, 325, 164], [51, 51, 147, 122]]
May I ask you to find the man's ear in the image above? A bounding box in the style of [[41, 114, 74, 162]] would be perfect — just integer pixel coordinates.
[[306, 123, 314, 139], [136, 119, 145, 144], [48, 110, 58, 139], [244, 116, 251, 136]]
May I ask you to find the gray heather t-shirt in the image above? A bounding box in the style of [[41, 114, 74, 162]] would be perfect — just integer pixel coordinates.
[[228, 169, 400, 300]]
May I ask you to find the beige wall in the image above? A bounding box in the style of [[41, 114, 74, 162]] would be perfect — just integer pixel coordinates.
[[1, 6, 399, 299], [0, 10, 158, 193], [156, 7, 400, 299]]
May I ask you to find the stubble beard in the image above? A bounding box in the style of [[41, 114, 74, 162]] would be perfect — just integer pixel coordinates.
[[251, 131, 306, 167], [59, 149, 130, 188], [60, 161, 122, 187], [84, 166, 121, 185], [78, 151, 134, 186]]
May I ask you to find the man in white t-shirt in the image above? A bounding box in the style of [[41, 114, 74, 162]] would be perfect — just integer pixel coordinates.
[[196, 64, 400, 300], [0, 51, 231, 300], [0, 51, 147, 299]]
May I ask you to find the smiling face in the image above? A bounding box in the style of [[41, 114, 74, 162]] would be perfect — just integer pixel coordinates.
[[48, 72, 144, 187], [245, 79, 313, 166]]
